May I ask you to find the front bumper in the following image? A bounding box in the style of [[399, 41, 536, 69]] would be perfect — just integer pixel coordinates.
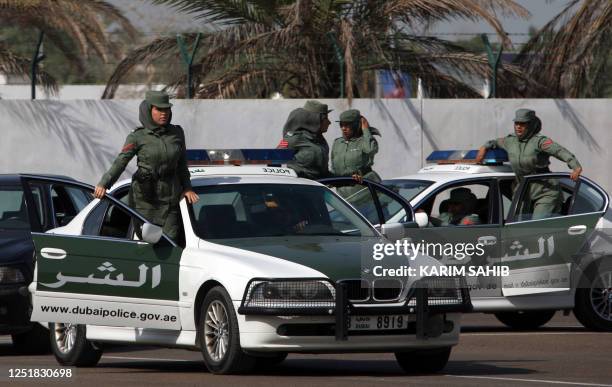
[[236, 277, 471, 350]]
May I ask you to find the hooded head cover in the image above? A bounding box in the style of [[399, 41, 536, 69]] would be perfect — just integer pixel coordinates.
[[283, 108, 321, 134], [513, 108, 541, 141], [139, 97, 172, 130]]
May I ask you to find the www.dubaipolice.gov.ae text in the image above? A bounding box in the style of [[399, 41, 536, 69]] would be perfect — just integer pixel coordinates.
[[372, 240, 485, 261]]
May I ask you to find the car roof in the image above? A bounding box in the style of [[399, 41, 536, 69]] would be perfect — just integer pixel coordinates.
[[109, 169, 320, 192], [389, 163, 515, 184], [0, 173, 77, 184]]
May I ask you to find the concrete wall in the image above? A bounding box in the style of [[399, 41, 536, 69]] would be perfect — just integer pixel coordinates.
[[0, 99, 610, 193]]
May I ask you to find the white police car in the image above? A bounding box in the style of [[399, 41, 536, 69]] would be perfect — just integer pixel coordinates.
[[327, 150, 612, 331], [29, 150, 471, 374]]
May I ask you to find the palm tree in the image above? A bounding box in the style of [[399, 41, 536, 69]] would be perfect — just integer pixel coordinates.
[[103, 0, 536, 99], [516, 0, 612, 97], [0, 43, 57, 92], [0, 0, 138, 90]]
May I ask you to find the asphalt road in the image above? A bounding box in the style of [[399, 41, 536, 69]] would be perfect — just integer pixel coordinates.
[[1, 313, 611, 387]]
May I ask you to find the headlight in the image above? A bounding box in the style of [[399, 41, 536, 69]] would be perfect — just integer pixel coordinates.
[[0, 267, 25, 284], [243, 279, 336, 309]]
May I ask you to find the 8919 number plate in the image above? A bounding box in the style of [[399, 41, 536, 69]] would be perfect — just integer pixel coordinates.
[[349, 315, 414, 331]]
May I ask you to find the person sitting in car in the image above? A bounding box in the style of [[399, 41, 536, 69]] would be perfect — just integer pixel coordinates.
[[435, 188, 481, 226]]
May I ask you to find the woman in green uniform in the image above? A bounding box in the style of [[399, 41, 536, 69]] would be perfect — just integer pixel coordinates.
[[475, 108, 582, 219], [331, 109, 382, 182], [94, 91, 199, 240]]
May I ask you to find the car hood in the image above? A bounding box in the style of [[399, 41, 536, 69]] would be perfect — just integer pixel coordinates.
[[0, 229, 34, 266], [212, 236, 433, 282]]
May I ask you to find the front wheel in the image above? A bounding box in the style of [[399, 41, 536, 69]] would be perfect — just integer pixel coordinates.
[[394, 347, 451, 374], [198, 286, 255, 374], [574, 262, 612, 331], [50, 323, 102, 367], [494, 310, 556, 330]]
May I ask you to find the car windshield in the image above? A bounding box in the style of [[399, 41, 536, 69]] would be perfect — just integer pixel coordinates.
[[189, 183, 376, 239], [0, 186, 29, 230], [382, 179, 433, 202]]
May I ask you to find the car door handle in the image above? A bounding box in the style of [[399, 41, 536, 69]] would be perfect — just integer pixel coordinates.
[[477, 236, 497, 246], [40, 247, 67, 259], [568, 225, 587, 235]]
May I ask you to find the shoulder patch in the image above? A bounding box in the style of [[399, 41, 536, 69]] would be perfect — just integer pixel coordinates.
[[541, 138, 554, 150], [277, 139, 289, 149], [121, 143, 136, 153]]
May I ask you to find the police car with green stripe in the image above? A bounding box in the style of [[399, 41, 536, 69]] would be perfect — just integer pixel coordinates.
[[29, 150, 470, 375], [327, 150, 612, 331]]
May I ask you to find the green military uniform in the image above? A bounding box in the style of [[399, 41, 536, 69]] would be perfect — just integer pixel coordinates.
[[482, 109, 581, 219], [437, 188, 481, 226], [282, 107, 333, 179], [98, 91, 191, 240], [332, 109, 382, 182]]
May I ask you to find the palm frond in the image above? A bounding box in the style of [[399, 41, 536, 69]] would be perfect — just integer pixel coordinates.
[[0, 44, 58, 93], [516, 0, 612, 97]]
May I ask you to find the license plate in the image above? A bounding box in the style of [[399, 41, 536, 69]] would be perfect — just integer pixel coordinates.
[[349, 315, 414, 331]]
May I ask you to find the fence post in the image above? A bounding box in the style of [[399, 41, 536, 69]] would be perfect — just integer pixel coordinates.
[[481, 34, 503, 98], [31, 30, 45, 100], [177, 33, 202, 99]]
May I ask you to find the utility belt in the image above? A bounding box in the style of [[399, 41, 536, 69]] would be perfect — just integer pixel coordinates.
[[132, 168, 158, 201], [534, 167, 551, 174]]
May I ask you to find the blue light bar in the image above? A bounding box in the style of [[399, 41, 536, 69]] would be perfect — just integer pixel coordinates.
[[426, 150, 458, 162], [426, 149, 508, 165], [186, 149, 294, 166]]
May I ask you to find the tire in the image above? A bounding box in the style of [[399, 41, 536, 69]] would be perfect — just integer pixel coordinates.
[[395, 347, 451, 374], [11, 324, 51, 354], [574, 262, 612, 331], [50, 323, 102, 367], [494, 310, 556, 330], [253, 352, 288, 369], [198, 286, 255, 374]]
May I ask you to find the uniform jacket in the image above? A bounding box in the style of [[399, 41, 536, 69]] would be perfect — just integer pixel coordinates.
[[331, 127, 381, 182], [98, 101, 191, 225]]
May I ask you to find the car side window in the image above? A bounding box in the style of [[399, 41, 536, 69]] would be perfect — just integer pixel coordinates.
[[417, 182, 492, 227], [375, 190, 407, 224], [328, 183, 379, 225], [50, 184, 93, 226], [0, 185, 29, 230], [570, 181, 606, 214], [513, 177, 576, 221], [82, 199, 134, 239]]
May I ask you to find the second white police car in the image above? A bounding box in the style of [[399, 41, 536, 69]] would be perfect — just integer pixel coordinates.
[[29, 150, 471, 375], [326, 150, 612, 331]]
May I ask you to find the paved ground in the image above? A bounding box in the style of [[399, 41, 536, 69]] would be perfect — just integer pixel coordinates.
[[1, 313, 611, 387]]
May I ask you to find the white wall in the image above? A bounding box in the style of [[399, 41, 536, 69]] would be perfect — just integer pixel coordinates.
[[0, 99, 609, 193]]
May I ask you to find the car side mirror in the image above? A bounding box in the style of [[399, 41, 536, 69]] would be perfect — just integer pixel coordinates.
[[141, 222, 163, 244], [380, 222, 404, 242], [414, 212, 429, 228]]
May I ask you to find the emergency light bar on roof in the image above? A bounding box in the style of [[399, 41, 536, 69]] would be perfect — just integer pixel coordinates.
[[186, 149, 294, 166], [426, 149, 508, 165]]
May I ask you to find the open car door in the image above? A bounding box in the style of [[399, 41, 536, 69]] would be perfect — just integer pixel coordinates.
[[502, 173, 608, 297], [29, 179, 183, 330], [319, 177, 417, 229]]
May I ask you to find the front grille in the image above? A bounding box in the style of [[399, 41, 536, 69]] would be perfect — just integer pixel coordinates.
[[372, 279, 403, 301], [342, 279, 369, 302], [340, 279, 403, 303]]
